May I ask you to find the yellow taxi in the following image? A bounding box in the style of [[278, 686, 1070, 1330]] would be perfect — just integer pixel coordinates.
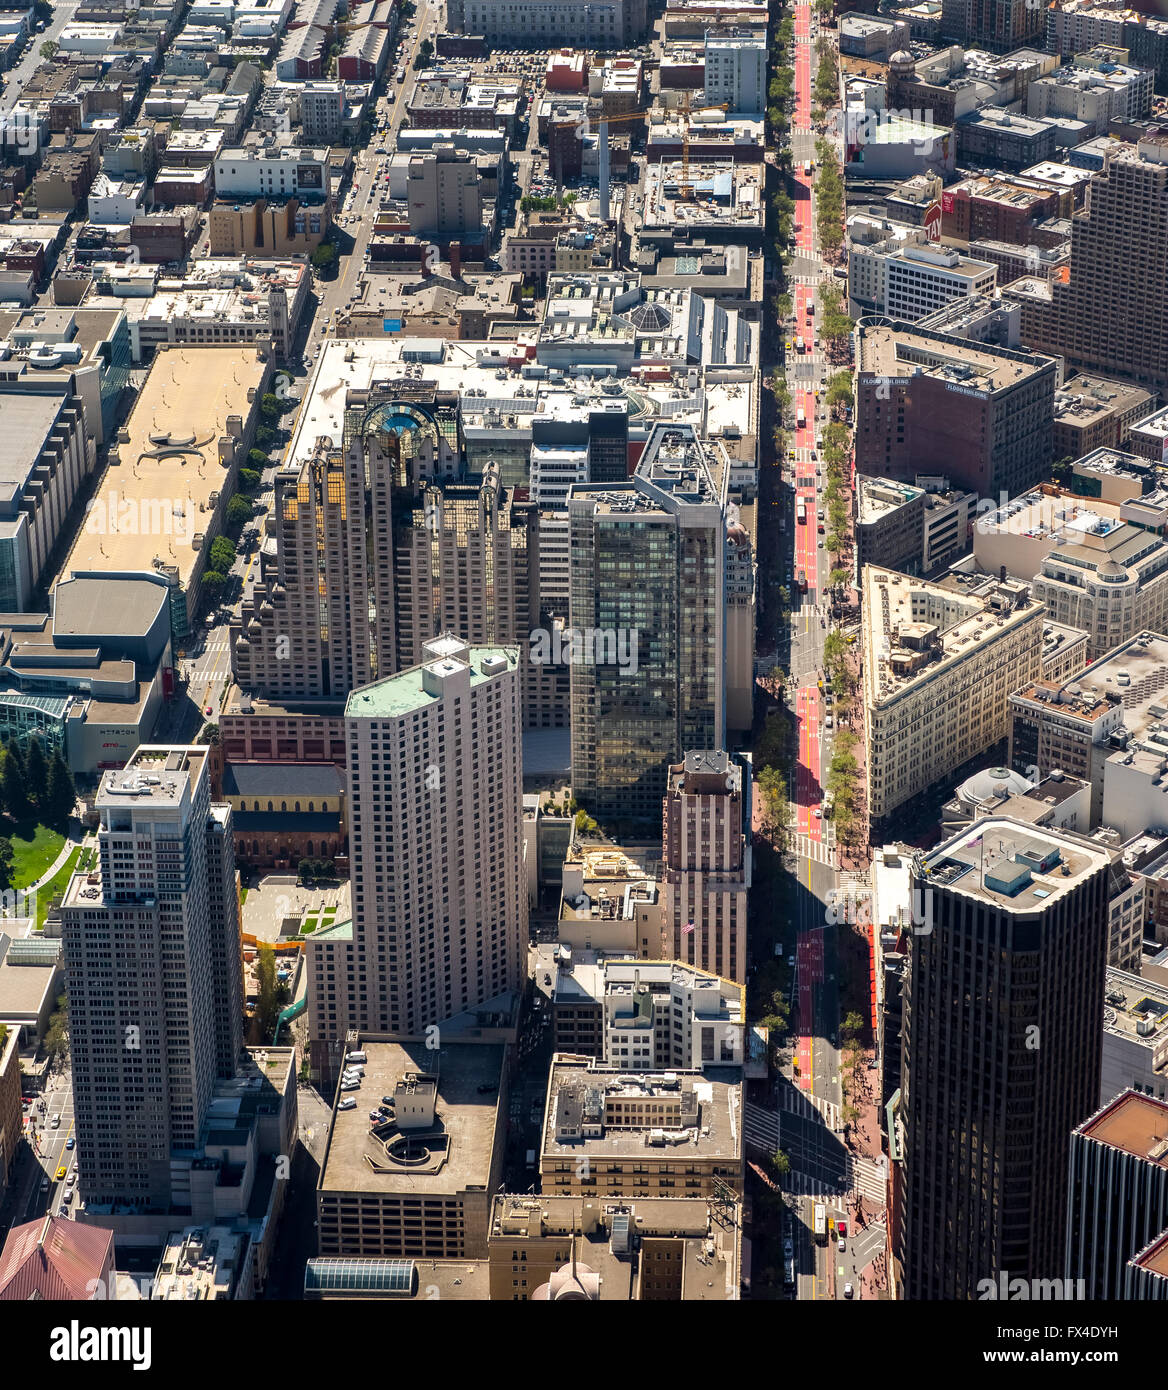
[[55, 1165, 67, 1181], [788, 449, 797, 460]]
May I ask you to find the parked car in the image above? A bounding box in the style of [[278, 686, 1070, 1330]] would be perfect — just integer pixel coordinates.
[[337, 1096, 357, 1111]]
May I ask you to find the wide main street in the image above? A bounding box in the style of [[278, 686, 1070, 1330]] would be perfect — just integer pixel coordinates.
[[770, 0, 878, 1303]]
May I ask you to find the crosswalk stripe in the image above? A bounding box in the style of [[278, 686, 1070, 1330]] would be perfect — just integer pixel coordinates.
[[847, 1155, 888, 1204], [791, 833, 835, 867]]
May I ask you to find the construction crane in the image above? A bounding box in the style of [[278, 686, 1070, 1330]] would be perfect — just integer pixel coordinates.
[[584, 96, 729, 218], [674, 94, 729, 198], [584, 105, 648, 222]]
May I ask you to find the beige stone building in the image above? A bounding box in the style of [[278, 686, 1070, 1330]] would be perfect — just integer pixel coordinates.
[[232, 399, 567, 727], [862, 567, 1045, 826], [208, 197, 333, 258], [487, 1193, 741, 1300], [539, 1055, 743, 1201], [307, 637, 526, 1052], [558, 838, 662, 957]]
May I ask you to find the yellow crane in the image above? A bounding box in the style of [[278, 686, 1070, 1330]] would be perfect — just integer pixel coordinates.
[[674, 95, 729, 197], [585, 96, 729, 214]]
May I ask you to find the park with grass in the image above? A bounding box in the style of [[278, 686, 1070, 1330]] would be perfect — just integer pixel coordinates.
[[0, 736, 79, 928]]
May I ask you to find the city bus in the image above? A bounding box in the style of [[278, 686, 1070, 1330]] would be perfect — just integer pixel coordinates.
[[813, 1203, 827, 1245], [805, 160, 813, 176], [796, 497, 806, 524], [796, 405, 806, 429]]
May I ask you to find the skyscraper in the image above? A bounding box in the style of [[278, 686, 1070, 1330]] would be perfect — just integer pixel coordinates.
[[60, 746, 243, 1210], [394, 464, 567, 728], [567, 422, 727, 822], [661, 750, 751, 984], [1007, 136, 1168, 391], [896, 819, 1111, 1298], [231, 392, 567, 726], [231, 435, 399, 702], [308, 636, 526, 1053], [1066, 1090, 1168, 1299]]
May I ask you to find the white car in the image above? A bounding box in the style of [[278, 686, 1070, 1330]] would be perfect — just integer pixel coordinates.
[[340, 1079, 360, 1092], [337, 1096, 357, 1111]]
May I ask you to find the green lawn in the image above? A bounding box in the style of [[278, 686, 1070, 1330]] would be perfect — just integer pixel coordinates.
[[7, 822, 66, 891], [34, 846, 81, 931]]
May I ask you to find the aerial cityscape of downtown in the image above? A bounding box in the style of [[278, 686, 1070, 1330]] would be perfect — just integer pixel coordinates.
[[0, 0, 1166, 1354]]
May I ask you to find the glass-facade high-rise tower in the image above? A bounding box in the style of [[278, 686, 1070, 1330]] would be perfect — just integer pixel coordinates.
[[567, 422, 727, 822]]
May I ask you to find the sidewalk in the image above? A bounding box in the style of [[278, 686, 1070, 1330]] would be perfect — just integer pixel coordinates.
[[842, 1047, 888, 1297]]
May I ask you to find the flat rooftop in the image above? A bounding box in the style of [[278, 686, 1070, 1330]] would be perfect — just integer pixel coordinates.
[[0, 943, 59, 1018], [56, 345, 266, 591], [857, 477, 924, 525], [1036, 632, 1168, 738], [863, 568, 1042, 704], [97, 745, 208, 809], [345, 643, 517, 720], [1131, 405, 1168, 444], [642, 161, 762, 232], [542, 1057, 742, 1162], [319, 1040, 505, 1197], [0, 391, 72, 511], [857, 321, 1048, 393], [1079, 1090, 1168, 1165], [921, 817, 1112, 911], [289, 339, 751, 463], [949, 174, 1053, 208], [1056, 375, 1152, 425], [53, 574, 168, 643], [1104, 966, 1168, 1061], [958, 106, 1055, 137], [535, 947, 742, 1018], [1132, 1230, 1168, 1281], [488, 1193, 739, 1299]]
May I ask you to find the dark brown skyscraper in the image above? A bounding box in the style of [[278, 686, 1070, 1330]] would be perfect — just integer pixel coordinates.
[[896, 819, 1111, 1299]]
